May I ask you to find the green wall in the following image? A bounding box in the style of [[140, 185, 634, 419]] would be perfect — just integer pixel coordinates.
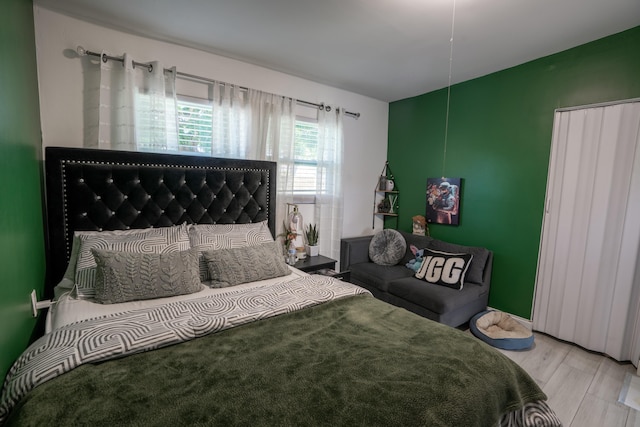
[[388, 26, 640, 319], [0, 0, 45, 381]]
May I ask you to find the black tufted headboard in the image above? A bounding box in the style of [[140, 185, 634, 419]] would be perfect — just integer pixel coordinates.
[[44, 147, 276, 297]]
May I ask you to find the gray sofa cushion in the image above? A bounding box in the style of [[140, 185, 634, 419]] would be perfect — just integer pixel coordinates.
[[350, 263, 414, 292], [369, 229, 406, 266], [387, 276, 486, 315], [427, 240, 489, 284]]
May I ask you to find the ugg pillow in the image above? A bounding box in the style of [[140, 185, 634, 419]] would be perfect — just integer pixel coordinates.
[[368, 229, 406, 266], [427, 239, 489, 284], [415, 248, 473, 290]]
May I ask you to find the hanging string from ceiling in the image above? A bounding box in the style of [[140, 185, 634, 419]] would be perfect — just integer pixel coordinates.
[[75, 46, 361, 119], [442, 0, 457, 179]]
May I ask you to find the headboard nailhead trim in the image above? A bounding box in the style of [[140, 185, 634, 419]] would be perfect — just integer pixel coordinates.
[[59, 158, 272, 261]]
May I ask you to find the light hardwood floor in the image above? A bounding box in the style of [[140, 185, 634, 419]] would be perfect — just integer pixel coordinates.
[[493, 331, 639, 427]]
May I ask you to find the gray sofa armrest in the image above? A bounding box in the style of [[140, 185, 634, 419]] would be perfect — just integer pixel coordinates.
[[480, 251, 494, 292], [340, 236, 373, 270]]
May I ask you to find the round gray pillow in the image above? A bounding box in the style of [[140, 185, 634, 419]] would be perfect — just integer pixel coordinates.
[[369, 229, 407, 266]]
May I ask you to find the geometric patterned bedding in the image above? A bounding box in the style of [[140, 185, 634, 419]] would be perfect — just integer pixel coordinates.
[[0, 275, 368, 423], [0, 275, 561, 426], [500, 401, 562, 426]]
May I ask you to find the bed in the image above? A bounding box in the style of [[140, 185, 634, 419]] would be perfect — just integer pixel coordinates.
[[0, 147, 561, 426]]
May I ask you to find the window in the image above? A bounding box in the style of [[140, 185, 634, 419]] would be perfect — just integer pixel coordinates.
[[292, 118, 322, 195], [174, 97, 322, 195], [176, 99, 213, 153]]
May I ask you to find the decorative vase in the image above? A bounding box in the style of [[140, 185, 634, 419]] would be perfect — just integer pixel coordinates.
[[306, 245, 319, 257], [287, 203, 305, 254], [378, 176, 387, 191]]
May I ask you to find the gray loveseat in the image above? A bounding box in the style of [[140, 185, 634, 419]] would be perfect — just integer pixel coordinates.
[[340, 231, 493, 328]]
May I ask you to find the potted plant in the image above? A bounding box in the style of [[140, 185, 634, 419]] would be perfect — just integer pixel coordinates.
[[304, 223, 319, 257]]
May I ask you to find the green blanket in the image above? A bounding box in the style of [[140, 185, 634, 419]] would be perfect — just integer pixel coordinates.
[[6, 295, 545, 426]]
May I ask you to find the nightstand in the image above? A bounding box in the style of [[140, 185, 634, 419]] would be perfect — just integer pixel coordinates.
[[294, 255, 351, 282], [294, 255, 337, 273]]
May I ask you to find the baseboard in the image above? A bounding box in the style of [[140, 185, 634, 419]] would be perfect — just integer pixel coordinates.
[[486, 306, 533, 330]]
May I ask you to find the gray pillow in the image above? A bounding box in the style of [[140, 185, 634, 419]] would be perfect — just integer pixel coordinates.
[[368, 229, 407, 266], [426, 239, 489, 284], [92, 248, 203, 304], [203, 241, 291, 288], [188, 221, 274, 281], [75, 225, 191, 298]]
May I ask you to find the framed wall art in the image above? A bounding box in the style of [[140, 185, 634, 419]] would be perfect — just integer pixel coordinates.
[[426, 178, 461, 225]]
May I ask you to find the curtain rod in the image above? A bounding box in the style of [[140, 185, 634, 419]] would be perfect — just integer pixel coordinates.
[[76, 46, 361, 119]]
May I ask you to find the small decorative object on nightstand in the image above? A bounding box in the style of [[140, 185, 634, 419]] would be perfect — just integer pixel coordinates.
[[286, 203, 306, 259]]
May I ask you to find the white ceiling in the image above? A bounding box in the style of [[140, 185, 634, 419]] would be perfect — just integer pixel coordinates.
[[34, 0, 640, 102]]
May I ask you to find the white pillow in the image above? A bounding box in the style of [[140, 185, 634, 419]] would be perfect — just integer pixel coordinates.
[[188, 221, 274, 281], [74, 224, 190, 299]]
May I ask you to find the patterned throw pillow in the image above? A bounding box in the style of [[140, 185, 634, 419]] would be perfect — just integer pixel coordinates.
[[415, 248, 474, 290], [368, 229, 407, 266], [427, 239, 489, 284], [92, 248, 203, 304], [74, 224, 191, 298], [62, 228, 154, 286], [189, 221, 274, 281], [202, 241, 291, 288]]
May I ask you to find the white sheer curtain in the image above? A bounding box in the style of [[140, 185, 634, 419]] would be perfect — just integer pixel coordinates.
[[533, 100, 640, 363], [209, 84, 250, 159], [246, 90, 297, 231], [207, 85, 297, 232], [85, 60, 344, 254], [314, 107, 344, 262], [207, 86, 345, 257], [84, 53, 178, 151]]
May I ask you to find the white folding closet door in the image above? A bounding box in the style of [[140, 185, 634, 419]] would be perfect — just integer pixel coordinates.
[[533, 100, 640, 363]]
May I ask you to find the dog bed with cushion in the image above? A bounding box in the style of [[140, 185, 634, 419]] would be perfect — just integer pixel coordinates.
[[470, 310, 534, 350]]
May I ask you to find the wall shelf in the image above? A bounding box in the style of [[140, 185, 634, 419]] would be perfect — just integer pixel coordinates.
[[373, 162, 399, 228]]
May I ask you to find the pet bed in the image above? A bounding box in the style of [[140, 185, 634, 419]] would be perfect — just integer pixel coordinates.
[[470, 310, 534, 350]]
